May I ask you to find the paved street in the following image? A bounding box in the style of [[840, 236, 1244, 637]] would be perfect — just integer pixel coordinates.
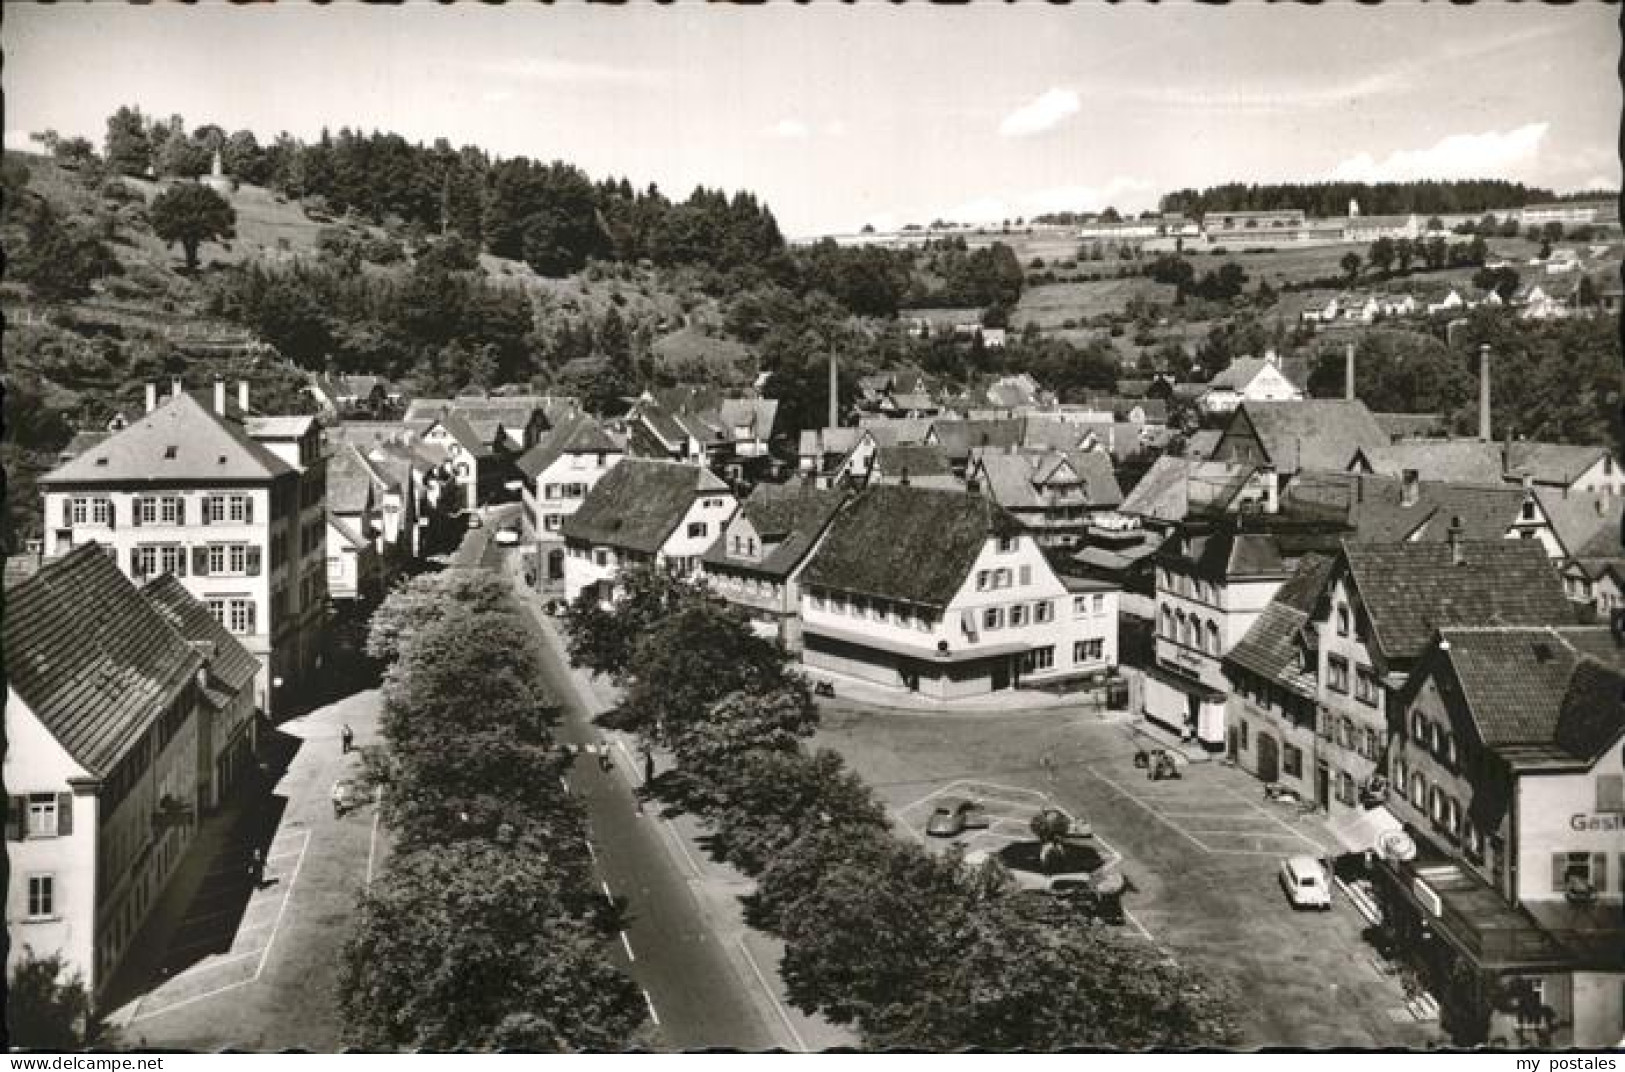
[[107, 689, 389, 1050], [814, 700, 1446, 1050]]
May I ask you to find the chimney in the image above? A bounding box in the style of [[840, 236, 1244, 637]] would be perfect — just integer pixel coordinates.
[[1478, 344, 1492, 442], [171, 377, 182, 399], [1345, 342, 1356, 401], [1447, 515, 1465, 565], [899, 467, 911, 488], [145, 383, 157, 414], [214, 376, 227, 416], [238, 380, 250, 413], [828, 352, 839, 431], [1401, 468, 1420, 507]]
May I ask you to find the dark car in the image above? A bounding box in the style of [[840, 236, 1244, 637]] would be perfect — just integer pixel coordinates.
[[925, 799, 989, 837]]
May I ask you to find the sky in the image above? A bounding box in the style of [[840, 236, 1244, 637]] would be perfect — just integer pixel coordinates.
[[5, 3, 1619, 237]]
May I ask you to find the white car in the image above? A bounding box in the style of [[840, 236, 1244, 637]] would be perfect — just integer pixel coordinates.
[[494, 527, 520, 546], [1278, 855, 1332, 910]]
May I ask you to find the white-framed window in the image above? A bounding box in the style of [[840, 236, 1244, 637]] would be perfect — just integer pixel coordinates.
[[1010, 604, 1028, 627], [594, 550, 609, 567], [1355, 665, 1379, 706], [27, 795, 59, 838], [1018, 565, 1032, 586], [1023, 646, 1054, 672], [1283, 743, 1303, 778], [1092, 594, 1105, 614], [228, 495, 249, 522], [26, 875, 54, 920], [228, 598, 256, 635], [133, 546, 159, 578], [161, 496, 181, 523], [687, 522, 708, 539], [1327, 655, 1350, 693], [993, 569, 1012, 589], [1205, 620, 1220, 655], [1596, 774, 1624, 812], [544, 514, 562, 532], [976, 571, 990, 591], [1034, 601, 1053, 624], [206, 598, 227, 626], [983, 607, 1004, 630], [92, 499, 112, 525], [1409, 772, 1427, 808], [544, 483, 560, 499], [1074, 638, 1104, 663], [1336, 771, 1356, 806], [1336, 605, 1350, 636], [137, 497, 159, 524], [997, 535, 1019, 553], [160, 545, 185, 576]]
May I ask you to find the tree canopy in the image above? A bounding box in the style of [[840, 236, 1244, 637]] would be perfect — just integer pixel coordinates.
[[149, 182, 237, 271]]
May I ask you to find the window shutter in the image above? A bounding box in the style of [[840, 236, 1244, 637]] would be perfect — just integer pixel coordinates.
[[176, 548, 188, 577], [1552, 853, 1567, 892], [247, 602, 258, 635], [193, 546, 209, 576], [129, 548, 141, 576], [61, 498, 72, 528], [1019, 565, 1032, 586], [177, 498, 187, 526], [1597, 774, 1624, 813], [132, 498, 143, 526], [202, 497, 213, 525], [247, 546, 262, 576], [6, 797, 23, 841], [245, 497, 255, 524], [56, 793, 73, 836]]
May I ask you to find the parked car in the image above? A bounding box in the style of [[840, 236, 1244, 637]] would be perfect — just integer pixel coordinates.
[[925, 799, 989, 837], [495, 527, 520, 546], [1278, 854, 1332, 910]]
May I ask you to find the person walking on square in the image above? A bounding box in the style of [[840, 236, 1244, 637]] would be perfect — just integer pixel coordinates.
[[249, 847, 264, 889], [598, 740, 613, 774], [332, 782, 346, 819], [341, 724, 354, 755]]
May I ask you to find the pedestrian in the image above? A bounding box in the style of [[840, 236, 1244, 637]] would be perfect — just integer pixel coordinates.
[[341, 724, 354, 755], [332, 783, 346, 819], [249, 847, 264, 889], [642, 747, 655, 786], [598, 741, 612, 773]]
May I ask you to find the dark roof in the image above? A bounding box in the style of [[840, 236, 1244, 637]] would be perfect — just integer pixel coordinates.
[[1228, 400, 1389, 474], [1355, 441, 1504, 484], [516, 414, 622, 480], [702, 484, 849, 579], [561, 458, 731, 553], [1533, 488, 1622, 558], [1506, 442, 1612, 486], [327, 444, 378, 515], [141, 573, 260, 694], [874, 443, 953, 479], [930, 418, 1026, 461], [802, 484, 1024, 608], [1224, 604, 1316, 696], [1273, 552, 1336, 613], [1339, 540, 1574, 665], [42, 392, 294, 485], [1284, 472, 1535, 544], [1430, 626, 1625, 767], [1167, 529, 1292, 582], [1373, 413, 1450, 441], [4, 545, 204, 776]]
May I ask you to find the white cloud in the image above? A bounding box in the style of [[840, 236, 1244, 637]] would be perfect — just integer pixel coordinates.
[[765, 118, 811, 140], [998, 88, 1080, 138], [1330, 123, 1550, 183]]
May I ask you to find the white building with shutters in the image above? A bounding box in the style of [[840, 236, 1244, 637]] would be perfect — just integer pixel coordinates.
[[37, 381, 328, 717], [4, 546, 254, 1005]]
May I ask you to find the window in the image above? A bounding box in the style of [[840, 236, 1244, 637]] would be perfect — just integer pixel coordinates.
[[92, 499, 111, 525], [1336, 605, 1350, 637], [1364, 728, 1382, 761], [26, 875, 54, 920], [687, 522, 708, 539], [1520, 498, 1536, 522], [1354, 666, 1379, 706], [1554, 851, 1605, 892], [983, 607, 1004, 630], [811, 594, 826, 612], [544, 514, 562, 532], [1597, 774, 1624, 813], [228, 495, 249, 522], [1092, 594, 1105, 614], [1018, 565, 1032, 586], [1409, 772, 1427, 809], [1160, 606, 1173, 638], [206, 598, 226, 626], [1205, 620, 1221, 655], [1327, 655, 1350, 693], [1075, 595, 1089, 617], [1336, 771, 1355, 805], [594, 550, 609, 567], [997, 535, 1019, 553], [137, 497, 159, 524], [229, 545, 248, 574], [1411, 710, 1428, 744], [1022, 646, 1054, 672], [1441, 732, 1458, 770], [1283, 743, 1303, 778], [1009, 604, 1028, 628], [1157, 567, 1170, 591], [26, 795, 59, 838], [1339, 716, 1355, 751], [977, 571, 990, 591], [1074, 639, 1104, 663], [227, 599, 256, 635], [133, 546, 159, 578], [1034, 601, 1053, 624], [994, 569, 1012, 589], [544, 484, 560, 499]]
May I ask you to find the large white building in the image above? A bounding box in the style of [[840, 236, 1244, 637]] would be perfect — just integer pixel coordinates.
[[38, 381, 327, 717]]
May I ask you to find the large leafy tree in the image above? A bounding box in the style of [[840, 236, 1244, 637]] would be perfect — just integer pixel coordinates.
[[6, 951, 111, 1050], [704, 747, 888, 876], [103, 105, 152, 177], [367, 570, 516, 663], [1306, 329, 1476, 427], [561, 563, 711, 680], [338, 843, 646, 1051], [148, 182, 237, 271]]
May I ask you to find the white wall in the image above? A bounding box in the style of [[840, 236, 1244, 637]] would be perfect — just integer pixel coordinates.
[[1515, 736, 1625, 905]]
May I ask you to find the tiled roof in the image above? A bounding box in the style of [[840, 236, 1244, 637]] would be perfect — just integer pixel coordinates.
[[1207, 356, 1272, 392], [244, 415, 318, 439], [42, 392, 294, 486], [1534, 489, 1621, 558], [1340, 540, 1574, 665], [430, 413, 490, 454], [1231, 400, 1389, 474], [702, 484, 848, 579], [61, 431, 111, 461], [1283, 472, 1533, 544], [1223, 604, 1316, 696], [1373, 413, 1450, 441], [4, 545, 204, 776], [1273, 552, 1336, 613], [327, 512, 370, 550], [874, 444, 954, 480], [1185, 429, 1222, 460], [1355, 441, 1504, 484], [1064, 451, 1125, 507], [140, 573, 259, 695], [561, 458, 731, 553], [1506, 442, 1612, 486], [719, 397, 779, 439], [1021, 417, 1088, 452], [1431, 626, 1625, 766], [801, 484, 1024, 608], [1170, 529, 1292, 582], [929, 418, 1026, 461], [1119, 456, 1191, 521], [516, 415, 622, 480], [327, 444, 379, 515], [859, 418, 934, 447]]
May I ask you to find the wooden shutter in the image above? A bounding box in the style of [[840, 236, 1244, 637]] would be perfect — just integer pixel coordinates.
[[176, 498, 187, 526], [132, 498, 143, 526], [129, 548, 141, 576], [176, 547, 188, 577], [1552, 853, 1568, 892], [246, 602, 258, 635], [193, 546, 209, 576], [246, 546, 262, 576], [202, 497, 213, 525], [244, 497, 255, 524], [61, 498, 72, 528], [1591, 854, 1608, 892], [56, 793, 73, 836], [6, 796, 23, 841]]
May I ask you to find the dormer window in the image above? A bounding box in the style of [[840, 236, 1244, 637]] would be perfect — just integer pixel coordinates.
[[1520, 498, 1536, 522], [1336, 605, 1350, 637]]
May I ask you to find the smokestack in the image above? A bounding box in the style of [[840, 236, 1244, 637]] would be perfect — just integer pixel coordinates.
[[1478, 344, 1492, 442], [1345, 342, 1356, 401], [828, 352, 838, 430], [214, 376, 227, 416], [238, 380, 250, 413], [145, 383, 157, 414], [1447, 515, 1465, 566]]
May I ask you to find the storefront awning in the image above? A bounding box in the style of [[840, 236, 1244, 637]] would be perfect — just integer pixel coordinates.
[[1328, 805, 1406, 855]]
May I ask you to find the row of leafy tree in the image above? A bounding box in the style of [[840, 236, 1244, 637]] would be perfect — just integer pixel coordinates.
[[563, 564, 1240, 1050], [1158, 180, 1558, 219], [339, 571, 648, 1050]]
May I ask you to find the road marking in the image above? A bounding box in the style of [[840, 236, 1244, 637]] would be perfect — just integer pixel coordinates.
[[656, 815, 704, 879], [642, 989, 661, 1026], [619, 930, 636, 962], [252, 828, 309, 981], [734, 933, 808, 1054], [365, 808, 382, 888], [1079, 767, 1215, 854], [1217, 782, 1328, 852], [601, 880, 615, 904]]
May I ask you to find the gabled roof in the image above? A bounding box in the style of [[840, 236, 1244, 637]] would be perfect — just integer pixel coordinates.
[[1207, 356, 1275, 393], [327, 444, 380, 515], [1228, 400, 1389, 474], [141, 573, 259, 695], [873, 444, 954, 480], [1505, 442, 1612, 486], [1533, 488, 1622, 559], [327, 511, 370, 550], [859, 417, 933, 446], [4, 545, 205, 776], [1354, 441, 1504, 484], [1283, 471, 1535, 544], [1426, 626, 1625, 768], [42, 392, 294, 485], [801, 484, 1025, 608], [1021, 417, 1088, 452], [244, 415, 318, 439], [61, 431, 111, 462], [1338, 540, 1574, 666], [561, 458, 731, 553], [516, 415, 623, 480], [1119, 456, 1191, 521], [428, 412, 492, 454], [1166, 529, 1293, 583], [1185, 429, 1222, 460], [929, 418, 1026, 461], [800, 426, 865, 459], [702, 484, 849, 579], [719, 397, 779, 439]]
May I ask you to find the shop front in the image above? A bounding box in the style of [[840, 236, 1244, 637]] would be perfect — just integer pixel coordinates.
[[1140, 662, 1227, 749]]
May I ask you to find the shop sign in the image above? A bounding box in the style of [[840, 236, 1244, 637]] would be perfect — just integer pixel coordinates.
[[1413, 877, 1443, 918], [1569, 812, 1624, 832]]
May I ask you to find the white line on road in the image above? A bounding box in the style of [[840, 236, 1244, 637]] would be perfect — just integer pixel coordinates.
[[601, 880, 615, 904], [1080, 767, 1216, 854], [619, 930, 636, 962], [734, 933, 807, 1053], [642, 989, 661, 1026]]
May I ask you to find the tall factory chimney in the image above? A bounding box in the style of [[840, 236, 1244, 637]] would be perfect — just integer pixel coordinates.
[[1345, 342, 1356, 401], [828, 352, 839, 430], [1478, 344, 1492, 442]]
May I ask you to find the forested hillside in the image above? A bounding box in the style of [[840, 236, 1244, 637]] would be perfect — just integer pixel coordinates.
[[1159, 179, 1564, 218]]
